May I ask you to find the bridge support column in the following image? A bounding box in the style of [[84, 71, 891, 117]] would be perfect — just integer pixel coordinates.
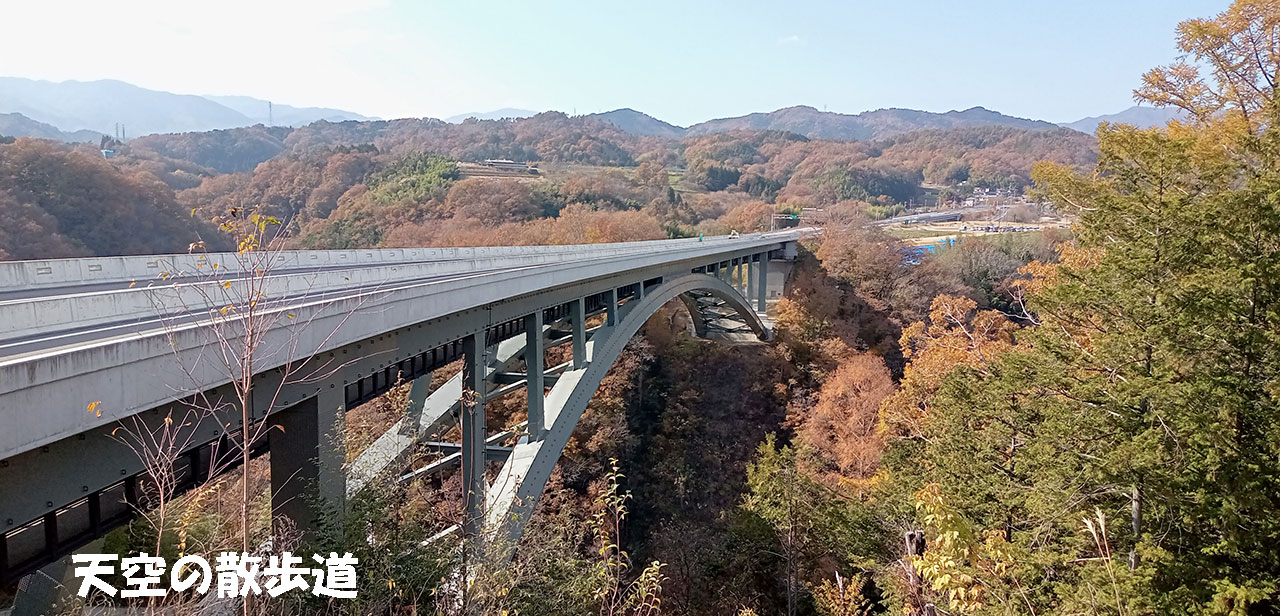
[[605, 287, 618, 326], [404, 373, 432, 433], [757, 256, 769, 312], [485, 271, 777, 555], [524, 312, 545, 440], [270, 388, 346, 544], [745, 257, 754, 302], [737, 258, 747, 295], [570, 298, 586, 369], [461, 332, 487, 547]]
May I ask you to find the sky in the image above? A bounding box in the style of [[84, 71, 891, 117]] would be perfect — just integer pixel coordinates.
[[0, 0, 1232, 127]]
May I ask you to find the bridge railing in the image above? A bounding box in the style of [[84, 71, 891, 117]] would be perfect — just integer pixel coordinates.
[[0, 233, 773, 291], [0, 232, 808, 343]]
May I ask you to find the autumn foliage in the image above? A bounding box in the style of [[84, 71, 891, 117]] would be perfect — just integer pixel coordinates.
[[797, 354, 896, 483]]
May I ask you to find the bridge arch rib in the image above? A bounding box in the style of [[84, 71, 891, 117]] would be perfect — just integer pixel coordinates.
[[482, 271, 769, 551], [351, 269, 773, 550]]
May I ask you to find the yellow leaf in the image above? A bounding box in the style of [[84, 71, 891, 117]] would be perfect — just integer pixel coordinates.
[[223, 281, 233, 289], [128, 281, 137, 288], [87, 401, 102, 417], [287, 313, 295, 320]]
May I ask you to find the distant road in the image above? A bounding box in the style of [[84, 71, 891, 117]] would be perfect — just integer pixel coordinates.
[[874, 204, 1008, 226]]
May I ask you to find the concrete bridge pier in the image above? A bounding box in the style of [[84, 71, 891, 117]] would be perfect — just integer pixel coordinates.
[[569, 299, 586, 369], [460, 332, 487, 549], [404, 373, 433, 434], [270, 388, 347, 544], [756, 255, 768, 312], [524, 312, 546, 441], [605, 287, 618, 326]]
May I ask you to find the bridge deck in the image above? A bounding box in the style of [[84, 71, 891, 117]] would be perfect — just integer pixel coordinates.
[[0, 231, 808, 586], [0, 231, 805, 460]]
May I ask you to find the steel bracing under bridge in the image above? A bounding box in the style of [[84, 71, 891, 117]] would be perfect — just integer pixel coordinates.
[[348, 263, 776, 553], [0, 230, 805, 606]]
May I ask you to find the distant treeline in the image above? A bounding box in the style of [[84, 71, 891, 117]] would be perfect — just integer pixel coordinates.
[[0, 110, 1094, 260]]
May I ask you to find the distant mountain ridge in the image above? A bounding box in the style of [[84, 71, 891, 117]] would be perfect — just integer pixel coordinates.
[[445, 108, 538, 123], [0, 112, 103, 142], [682, 105, 1060, 141], [202, 95, 373, 127], [1060, 105, 1188, 134], [588, 108, 685, 137], [444, 104, 1061, 142], [0, 77, 371, 137], [2, 76, 1153, 144]]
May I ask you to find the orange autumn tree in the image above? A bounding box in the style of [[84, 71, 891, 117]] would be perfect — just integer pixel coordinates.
[[796, 353, 897, 487], [880, 295, 1017, 439]]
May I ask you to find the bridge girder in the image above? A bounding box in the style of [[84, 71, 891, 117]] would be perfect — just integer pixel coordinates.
[[0, 243, 788, 585], [344, 268, 772, 554]]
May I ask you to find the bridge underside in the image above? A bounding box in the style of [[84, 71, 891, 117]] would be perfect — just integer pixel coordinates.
[[0, 247, 786, 595], [350, 261, 777, 555]]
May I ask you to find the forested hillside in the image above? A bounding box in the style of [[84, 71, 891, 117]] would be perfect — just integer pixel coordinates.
[[684, 105, 1060, 141], [590, 108, 686, 137], [0, 138, 221, 259], [0, 104, 1097, 260], [874, 125, 1097, 188], [5, 2, 1278, 615], [679, 4, 1280, 614], [0, 112, 102, 142]]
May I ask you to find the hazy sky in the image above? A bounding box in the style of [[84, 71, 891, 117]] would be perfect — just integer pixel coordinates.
[[1, 0, 1230, 126]]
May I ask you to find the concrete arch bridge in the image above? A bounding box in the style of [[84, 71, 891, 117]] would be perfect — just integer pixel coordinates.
[[0, 230, 806, 607]]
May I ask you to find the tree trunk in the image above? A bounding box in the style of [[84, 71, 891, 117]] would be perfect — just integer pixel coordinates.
[[1130, 479, 1142, 570]]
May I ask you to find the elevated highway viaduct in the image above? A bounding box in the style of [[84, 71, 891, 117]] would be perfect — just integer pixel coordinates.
[[0, 230, 807, 603]]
